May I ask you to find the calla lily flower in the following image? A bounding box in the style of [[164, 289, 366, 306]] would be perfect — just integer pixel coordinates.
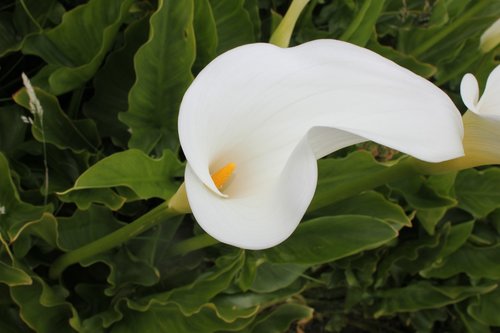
[[456, 65, 500, 167], [178, 40, 464, 250]]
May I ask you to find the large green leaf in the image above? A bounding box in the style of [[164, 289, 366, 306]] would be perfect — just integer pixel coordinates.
[[192, 0, 218, 74], [0, 0, 63, 56], [373, 282, 497, 318], [308, 191, 411, 231], [10, 276, 80, 333], [209, 0, 255, 54], [340, 0, 385, 47], [119, 0, 195, 154], [468, 287, 500, 326], [0, 106, 27, 157], [239, 303, 313, 333], [59, 149, 183, 203], [421, 243, 500, 280], [83, 16, 150, 146], [0, 261, 32, 287], [455, 168, 500, 218], [110, 303, 254, 333], [23, 0, 133, 94], [263, 216, 398, 265], [0, 152, 47, 242], [310, 151, 389, 212]]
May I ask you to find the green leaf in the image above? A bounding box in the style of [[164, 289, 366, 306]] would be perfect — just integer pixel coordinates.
[[192, 0, 218, 74], [310, 151, 388, 212], [242, 303, 313, 333], [13, 87, 100, 153], [119, 0, 195, 154], [0, 106, 28, 157], [10, 276, 80, 333], [0, 261, 32, 287], [421, 242, 500, 280], [340, 0, 385, 47], [263, 216, 398, 265], [83, 16, 150, 146], [0, 152, 47, 242], [250, 262, 307, 293], [455, 168, 500, 218], [57, 205, 122, 251], [59, 149, 183, 203], [0, 0, 63, 56], [111, 303, 254, 333], [373, 282, 497, 318], [59, 188, 126, 211], [367, 38, 437, 78], [209, 0, 255, 54], [468, 287, 500, 326], [308, 191, 411, 231], [132, 250, 245, 316], [23, 0, 134, 94]]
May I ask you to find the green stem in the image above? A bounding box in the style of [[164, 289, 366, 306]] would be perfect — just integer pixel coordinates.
[[269, 0, 310, 47], [412, 1, 488, 57], [49, 202, 181, 279], [166, 233, 219, 257]]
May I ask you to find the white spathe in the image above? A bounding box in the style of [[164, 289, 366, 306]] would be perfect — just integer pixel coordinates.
[[178, 40, 464, 250], [458, 65, 500, 166], [461, 65, 500, 120]]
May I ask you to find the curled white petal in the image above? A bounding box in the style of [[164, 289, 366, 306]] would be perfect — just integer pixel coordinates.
[[460, 73, 480, 113], [179, 40, 464, 249]]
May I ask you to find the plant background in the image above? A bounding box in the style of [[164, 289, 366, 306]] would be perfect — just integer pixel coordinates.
[[1, 0, 500, 332]]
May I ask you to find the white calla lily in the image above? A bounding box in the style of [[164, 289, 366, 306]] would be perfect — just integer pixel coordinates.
[[178, 40, 464, 250], [457, 66, 500, 167]]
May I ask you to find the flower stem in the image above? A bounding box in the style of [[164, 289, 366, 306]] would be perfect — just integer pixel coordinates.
[[269, 0, 310, 47], [166, 233, 219, 257], [49, 202, 181, 279]]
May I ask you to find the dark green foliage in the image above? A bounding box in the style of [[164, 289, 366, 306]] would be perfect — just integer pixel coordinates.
[[0, 0, 499, 332]]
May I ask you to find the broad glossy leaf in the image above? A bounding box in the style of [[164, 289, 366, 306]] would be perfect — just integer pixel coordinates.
[[455, 168, 500, 218], [193, 0, 218, 74], [10, 276, 80, 333], [399, 0, 500, 61], [120, 0, 195, 154], [0, 261, 32, 286], [250, 262, 307, 293], [308, 191, 411, 231], [209, 0, 255, 54], [23, 0, 134, 94], [59, 188, 126, 211], [59, 149, 183, 202], [421, 243, 500, 280], [367, 38, 436, 78], [57, 205, 122, 251], [240, 303, 313, 333], [468, 287, 500, 326], [373, 282, 497, 317], [0, 106, 27, 157], [0, 0, 63, 56], [13, 87, 100, 153], [111, 303, 254, 333], [0, 152, 47, 242], [263, 216, 398, 265], [310, 151, 389, 212], [340, 0, 385, 47], [132, 250, 245, 315], [456, 305, 492, 333], [83, 16, 149, 146]]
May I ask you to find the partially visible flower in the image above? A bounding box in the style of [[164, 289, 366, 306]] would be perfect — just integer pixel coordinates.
[[178, 40, 464, 250], [480, 18, 500, 53], [458, 65, 500, 167]]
